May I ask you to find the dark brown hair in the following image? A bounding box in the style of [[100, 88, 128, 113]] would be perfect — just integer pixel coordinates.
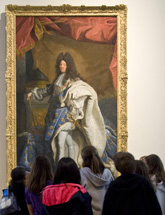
[[81, 146, 105, 174], [135, 160, 150, 181], [144, 154, 165, 186], [53, 157, 81, 185], [55, 52, 81, 85], [114, 152, 136, 174], [26, 155, 53, 194]]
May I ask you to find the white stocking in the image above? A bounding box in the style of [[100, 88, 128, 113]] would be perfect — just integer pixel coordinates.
[[58, 130, 68, 160], [66, 133, 75, 160]]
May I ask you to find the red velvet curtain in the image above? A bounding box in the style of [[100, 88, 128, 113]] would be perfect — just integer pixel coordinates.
[[16, 16, 117, 90]]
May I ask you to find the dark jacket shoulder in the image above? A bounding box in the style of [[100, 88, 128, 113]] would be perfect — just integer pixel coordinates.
[[102, 174, 162, 215], [42, 183, 93, 215]]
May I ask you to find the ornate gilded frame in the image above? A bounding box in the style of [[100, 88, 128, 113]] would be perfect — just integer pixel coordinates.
[[5, 4, 127, 184]]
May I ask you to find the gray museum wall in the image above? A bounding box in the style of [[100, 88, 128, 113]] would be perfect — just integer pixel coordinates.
[[0, 0, 165, 197]]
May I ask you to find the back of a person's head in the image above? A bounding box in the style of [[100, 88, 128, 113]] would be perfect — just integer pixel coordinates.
[[140, 156, 146, 162], [27, 155, 53, 193], [10, 167, 26, 185], [114, 152, 135, 174], [81, 145, 105, 174], [135, 160, 150, 181], [145, 154, 165, 185], [53, 157, 81, 185]]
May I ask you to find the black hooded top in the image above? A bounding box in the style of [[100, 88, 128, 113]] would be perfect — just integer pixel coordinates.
[[102, 173, 162, 215]]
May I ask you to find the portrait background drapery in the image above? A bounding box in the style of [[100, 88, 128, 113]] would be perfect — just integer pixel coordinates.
[[16, 16, 117, 91]]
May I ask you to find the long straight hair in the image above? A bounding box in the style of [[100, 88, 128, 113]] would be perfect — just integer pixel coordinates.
[[135, 160, 150, 181], [26, 155, 53, 194], [145, 154, 165, 186], [81, 146, 105, 174], [53, 157, 81, 185]]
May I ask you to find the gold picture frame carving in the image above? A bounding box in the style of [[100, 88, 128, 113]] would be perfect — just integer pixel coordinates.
[[5, 4, 127, 184]]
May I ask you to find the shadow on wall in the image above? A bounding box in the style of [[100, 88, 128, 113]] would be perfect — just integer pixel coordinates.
[[0, 12, 7, 198]]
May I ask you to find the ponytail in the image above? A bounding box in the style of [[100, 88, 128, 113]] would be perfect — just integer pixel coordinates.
[[81, 146, 105, 174]]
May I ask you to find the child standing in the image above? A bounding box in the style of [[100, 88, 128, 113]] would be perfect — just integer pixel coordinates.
[[9, 167, 29, 215], [80, 146, 113, 215], [144, 154, 165, 215], [41, 157, 93, 215], [25, 155, 53, 215]]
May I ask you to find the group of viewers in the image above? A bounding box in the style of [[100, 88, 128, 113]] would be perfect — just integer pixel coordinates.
[[8, 146, 165, 215]]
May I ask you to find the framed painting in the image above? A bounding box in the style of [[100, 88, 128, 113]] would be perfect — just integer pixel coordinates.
[[5, 4, 127, 183]]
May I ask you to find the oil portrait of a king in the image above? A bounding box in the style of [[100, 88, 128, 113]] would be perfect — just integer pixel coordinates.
[[16, 16, 117, 170]]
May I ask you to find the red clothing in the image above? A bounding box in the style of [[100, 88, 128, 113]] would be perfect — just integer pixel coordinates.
[[42, 183, 93, 215]]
